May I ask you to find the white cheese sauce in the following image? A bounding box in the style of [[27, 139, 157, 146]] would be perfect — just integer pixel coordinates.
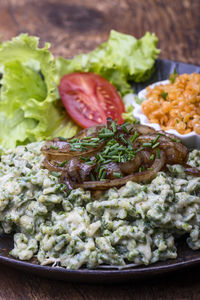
[[0, 142, 200, 269]]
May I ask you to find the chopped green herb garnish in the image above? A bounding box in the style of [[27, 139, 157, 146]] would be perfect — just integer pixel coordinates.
[[136, 147, 144, 153], [98, 132, 114, 138], [51, 171, 61, 177], [127, 142, 133, 150], [113, 172, 122, 178], [85, 161, 95, 165], [121, 122, 130, 133], [109, 149, 119, 156], [79, 146, 88, 151], [73, 144, 81, 149], [103, 159, 112, 164], [152, 142, 160, 149], [81, 142, 98, 147], [98, 153, 104, 161], [170, 137, 181, 143], [90, 173, 96, 181], [130, 132, 139, 143], [58, 136, 67, 141], [50, 145, 58, 150], [150, 154, 155, 161], [119, 134, 128, 144], [153, 134, 161, 144], [139, 165, 145, 172], [142, 186, 148, 192], [59, 183, 67, 192], [111, 121, 117, 133], [79, 156, 88, 161], [66, 189, 72, 197], [100, 170, 107, 180], [156, 148, 160, 158], [69, 138, 78, 143], [58, 160, 67, 167], [102, 146, 110, 155], [57, 121, 161, 180], [143, 142, 152, 147], [169, 68, 178, 83], [110, 143, 119, 150], [98, 168, 104, 179], [161, 91, 168, 100]]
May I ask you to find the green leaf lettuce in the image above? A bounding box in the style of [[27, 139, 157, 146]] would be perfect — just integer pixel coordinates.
[[56, 30, 160, 96], [0, 34, 79, 149]]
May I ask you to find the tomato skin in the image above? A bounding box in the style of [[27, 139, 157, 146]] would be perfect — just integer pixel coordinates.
[[58, 72, 125, 128]]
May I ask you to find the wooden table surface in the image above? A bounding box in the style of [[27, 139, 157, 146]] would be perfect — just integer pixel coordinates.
[[0, 0, 200, 299]]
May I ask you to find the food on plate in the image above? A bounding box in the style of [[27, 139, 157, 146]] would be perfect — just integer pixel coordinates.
[[58, 72, 125, 128], [0, 142, 200, 269], [0, 31, 159, 149], [142, 73, 200, 134], [42, 119, 200, 191], [1, 31, 200, 271]]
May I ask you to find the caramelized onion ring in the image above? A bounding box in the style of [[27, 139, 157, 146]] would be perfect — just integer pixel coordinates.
[[136, 134, 188, 164], [68, 150, 166, 190], [43, 158, 63, 172], [41, 125, 106, 162], [130, 124, 156, 135], [119, 153, 143, 175], [42, 120, 199, 192], [119, 151, 151, 175]]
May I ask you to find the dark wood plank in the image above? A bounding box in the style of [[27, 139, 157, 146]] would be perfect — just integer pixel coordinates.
[[0, 0, 199, 64], [1, 264, 200, 300], [0, 0, 200, 299]]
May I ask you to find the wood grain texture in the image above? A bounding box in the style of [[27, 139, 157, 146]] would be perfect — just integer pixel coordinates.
[[0, 0, 200, 299], [1, 264, 200, 300], [0, 0, 199, 63]]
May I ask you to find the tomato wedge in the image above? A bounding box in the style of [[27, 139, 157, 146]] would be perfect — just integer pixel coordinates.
[[58, 72, 125, 128]]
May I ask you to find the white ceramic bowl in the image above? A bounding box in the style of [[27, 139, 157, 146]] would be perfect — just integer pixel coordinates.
[[124, 80, 200, 149]]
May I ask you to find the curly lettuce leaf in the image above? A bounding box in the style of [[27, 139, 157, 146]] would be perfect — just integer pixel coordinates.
[[122, 93, 140, 124], [0, 34, 79, 149], [56, 30, 160, 96], [122, 105, 138, 124]]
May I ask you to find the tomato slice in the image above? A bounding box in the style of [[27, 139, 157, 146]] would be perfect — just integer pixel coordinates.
[[58, 72, 125, 128]]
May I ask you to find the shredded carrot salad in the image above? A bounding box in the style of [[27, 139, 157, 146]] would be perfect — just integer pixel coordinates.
[[142, 73, 200, 134]]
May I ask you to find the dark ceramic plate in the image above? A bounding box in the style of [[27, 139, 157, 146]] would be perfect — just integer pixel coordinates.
[[0, 59, 200, 283]]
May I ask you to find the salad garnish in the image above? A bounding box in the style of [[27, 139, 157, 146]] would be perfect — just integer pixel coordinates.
[[0, 31, 160, 149]]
